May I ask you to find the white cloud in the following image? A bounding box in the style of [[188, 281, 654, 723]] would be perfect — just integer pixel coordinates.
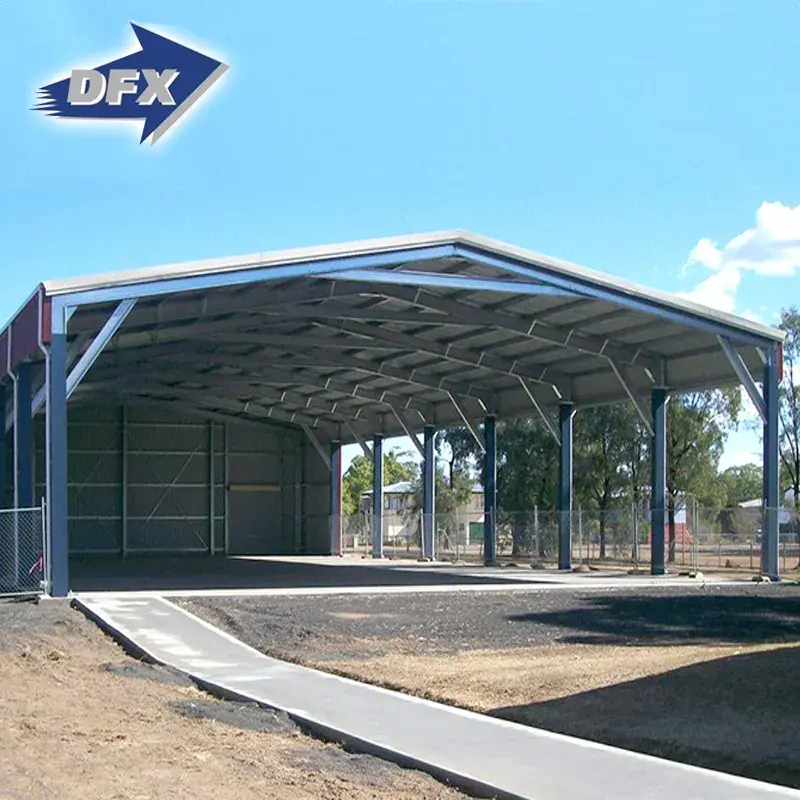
[[678, 265, 741, 313], [680, 200, 800, 313]]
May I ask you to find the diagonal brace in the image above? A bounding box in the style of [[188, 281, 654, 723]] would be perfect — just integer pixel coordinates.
[[606, 357, 654, 437], [66, 299, 137, 399], [345, 420, 373, 459], [718, 336, 766, 423], [517, 377, 560, 445], [447, 392, 486, 454], [303, 424, 331, 469], [389, 408, 425, 457]]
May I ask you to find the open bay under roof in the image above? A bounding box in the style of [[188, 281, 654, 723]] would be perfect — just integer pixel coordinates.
[[1, 230, 785, 440]]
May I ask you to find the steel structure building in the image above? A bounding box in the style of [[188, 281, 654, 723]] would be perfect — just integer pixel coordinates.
[[0, 231, 785, 596]]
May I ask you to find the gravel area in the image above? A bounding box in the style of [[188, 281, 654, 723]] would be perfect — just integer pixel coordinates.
[[178, 582, 800, 661], [179, 583, 800, 788]]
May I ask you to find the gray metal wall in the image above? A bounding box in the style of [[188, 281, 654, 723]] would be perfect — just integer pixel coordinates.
[[30, 405, 331, 557]]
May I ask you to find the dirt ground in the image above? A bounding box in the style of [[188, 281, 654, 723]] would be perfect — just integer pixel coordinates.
[[0, 598, 462, 800], [181, 583, 800, 788]]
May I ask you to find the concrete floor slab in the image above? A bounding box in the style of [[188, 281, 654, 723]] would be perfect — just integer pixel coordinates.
[[75, 594, 798, 800]]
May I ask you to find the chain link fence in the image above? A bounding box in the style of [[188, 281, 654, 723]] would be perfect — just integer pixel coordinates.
[[340, 504, 797, 576], [0, 504, 47, 597]]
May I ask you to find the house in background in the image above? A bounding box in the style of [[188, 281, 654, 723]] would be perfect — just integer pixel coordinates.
[[359, 481, 484, 546]]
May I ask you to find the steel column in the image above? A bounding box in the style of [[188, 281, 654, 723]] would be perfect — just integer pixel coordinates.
[[558, 403, 574, 570], [372, 433, 384, 558], [14, 362, 33, 509], [48, 332, 69, 597], [762, 347, 780, 579], [651, 388, 668, 576], [423, 425, 436, 560], [329, 439, 342, 556], [483, 415, 497, 566]]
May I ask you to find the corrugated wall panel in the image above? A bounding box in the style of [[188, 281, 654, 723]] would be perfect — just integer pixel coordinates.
[[29, 402, 328, 558]]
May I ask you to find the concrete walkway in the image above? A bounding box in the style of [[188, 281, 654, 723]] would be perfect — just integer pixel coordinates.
[[76, 594, 799, 800]]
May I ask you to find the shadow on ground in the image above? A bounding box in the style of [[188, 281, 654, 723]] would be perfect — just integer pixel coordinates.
[[507, 591, 800, 645], [69, 555, 537, 592], [491, 644, 800, 788]]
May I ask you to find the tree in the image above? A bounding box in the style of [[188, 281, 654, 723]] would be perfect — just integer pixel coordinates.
[[405, 468, 474, 549], [778, 307, 800, 562], [341, 447, 418, 515], [496, 419, 560, 556], [666, 389, 741, 562], [439, 428, 479, 485], [574, 405, 631, 559], [719, 464, 763, 507], [617, 404, 651, 557]]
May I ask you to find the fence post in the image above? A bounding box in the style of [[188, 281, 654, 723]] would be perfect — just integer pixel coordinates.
[[632, 502, 638, 570], [40, 497, 48, 594], [577, 506, 583, 568], [532, 505, 539, 566]]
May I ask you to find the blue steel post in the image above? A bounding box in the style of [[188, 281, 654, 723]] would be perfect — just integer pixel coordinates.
[[15, 362, 33, 509], [651, 388, 668, 576], [329, 439, 342, 556], [558, 404, 574, 570], [483, 416, 497, 566], [372, 433, 384, 558], [762, 347, 780, 579], [423, 425, 436, 560], [49, 332, 69, 597]]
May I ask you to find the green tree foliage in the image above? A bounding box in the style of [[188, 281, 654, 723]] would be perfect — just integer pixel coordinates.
[[495, 419, 560, 555], [718, 464, 763, 507], [574, 405, 631, 558], [439, 428, 478, 484], [666, 389, 741, 561], [341, 448, 418, 515]]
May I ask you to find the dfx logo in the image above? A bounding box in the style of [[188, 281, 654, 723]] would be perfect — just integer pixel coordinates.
[[34, 23, 228, 145]]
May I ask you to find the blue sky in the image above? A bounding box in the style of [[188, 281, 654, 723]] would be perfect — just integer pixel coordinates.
[[2, 0, 798, 472]]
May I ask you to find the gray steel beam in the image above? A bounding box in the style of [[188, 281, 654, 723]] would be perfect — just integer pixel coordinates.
[[651, 388, 668, 576], [102, 346, 496, 407], [50, 244, 459, 312], [483, 415, 497, 566], [304, 425, 331, 469], [389, 408, 425, 457], [762, 347, 780, 579], [209, 331, 400, 353], [66, 299, 137, 399], [423, 425, 436, 560], [718, 336, 766, 423], [517, 377, 560, 445], [330, 439, 342, 555], [607, 358, 654, 437], [48, 330, 69, 597], [372, 433, 384, 559], [345, 420, 372, 459], [325, 319, 573, 396], [448, 393, 486, 454], [72, 282, 362, 334], [350, 285, 660, 371], [82, 363, 436, 419], [121, 383, 349, 433], [450, 244, 780, 348], [558, 404, 574, 571]]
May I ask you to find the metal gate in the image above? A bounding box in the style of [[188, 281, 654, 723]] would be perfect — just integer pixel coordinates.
[[0, 502, 47, 597]]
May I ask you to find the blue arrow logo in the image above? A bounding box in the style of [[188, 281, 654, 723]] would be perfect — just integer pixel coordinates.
[[34, 23, 229, 145]]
